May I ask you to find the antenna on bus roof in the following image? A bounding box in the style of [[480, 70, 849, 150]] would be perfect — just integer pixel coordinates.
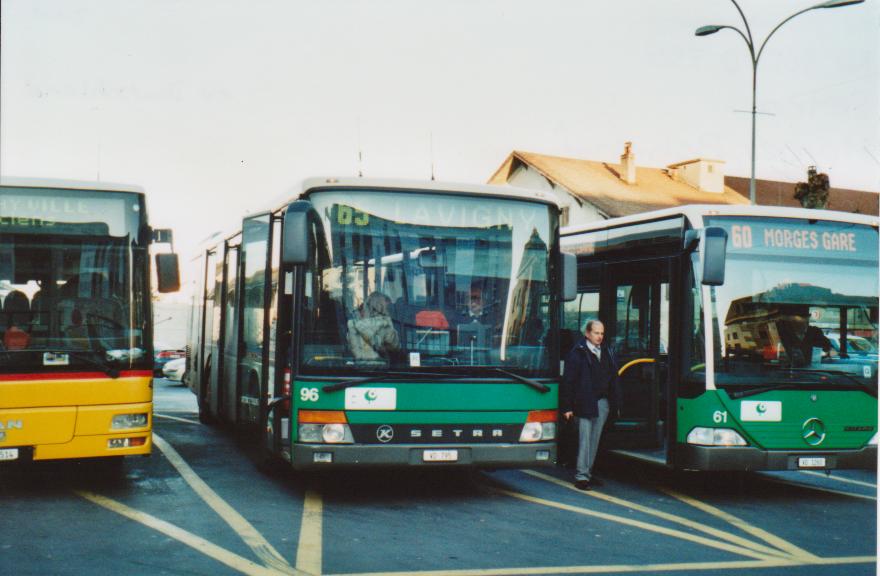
[[429, 131, 435, 181], [357, 118, 364, 177]]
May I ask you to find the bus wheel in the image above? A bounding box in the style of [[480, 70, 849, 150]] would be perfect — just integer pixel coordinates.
[[198, 371, 214, 425], [255, 411, 281, 474]]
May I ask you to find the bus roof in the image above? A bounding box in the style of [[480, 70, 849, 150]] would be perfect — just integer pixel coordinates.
[[561, 204, 879, 237], [0, 176, 145, 195], [271, 177, 560, 212]]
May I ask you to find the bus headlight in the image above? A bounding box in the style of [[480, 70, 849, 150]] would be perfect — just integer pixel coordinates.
[[297, 423, 354, 444], [519, 410, 557, 442], [321, 423, 353, 444], [519, 422, 543, 442], [686, 427, 748, 447], [297, 410, 353, 444], [111, 413, 149, 429]]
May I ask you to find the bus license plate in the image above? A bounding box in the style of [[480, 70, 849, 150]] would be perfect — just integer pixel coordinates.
[[798, 457, 826, 468], [0, 448, 19, 461], [423, 449, 458, 462]]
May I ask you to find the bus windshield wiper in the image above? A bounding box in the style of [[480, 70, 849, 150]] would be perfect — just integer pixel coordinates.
[[730, 369, 876, 399], [786, 368, 877, 395], [63, 351, 120, 379], [729, 383, 800, 399], [322, 370, 457, 392], [491, 368, 551, 393]]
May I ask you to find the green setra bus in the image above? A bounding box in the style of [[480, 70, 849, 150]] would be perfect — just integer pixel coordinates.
[[185, 178, 572, 469], [561, 204, 877, 471]]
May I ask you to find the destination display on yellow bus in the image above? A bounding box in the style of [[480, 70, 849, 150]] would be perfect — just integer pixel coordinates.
[[705, 216, 878, 262], [0, 188, 135, 236]]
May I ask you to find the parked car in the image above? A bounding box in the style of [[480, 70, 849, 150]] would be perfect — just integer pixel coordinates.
[[826, 333, 877, 357], [162, 357, 186, 381], [154, 343, 185, 376]]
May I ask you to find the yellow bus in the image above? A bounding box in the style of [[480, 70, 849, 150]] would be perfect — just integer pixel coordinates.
[[0, 178, 179, 464]]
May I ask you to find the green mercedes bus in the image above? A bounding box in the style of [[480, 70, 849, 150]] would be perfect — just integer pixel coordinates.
[[561, 204, 877, 471], [185, 178, 572, 469]]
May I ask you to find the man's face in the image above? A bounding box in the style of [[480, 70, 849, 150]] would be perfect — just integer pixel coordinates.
[[585, 323, 604, 347], [469, 293, 483, 316]]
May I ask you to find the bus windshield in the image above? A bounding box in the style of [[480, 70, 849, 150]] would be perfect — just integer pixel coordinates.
[[0, 188, 148, 372], [705, 216, 878, 393], [300, 190, 555, 376]]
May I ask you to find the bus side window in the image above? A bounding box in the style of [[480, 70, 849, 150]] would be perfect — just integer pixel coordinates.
[[562, 291, 599, 352]]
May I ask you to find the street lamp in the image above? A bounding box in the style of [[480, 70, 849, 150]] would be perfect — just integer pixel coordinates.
[[695, 0, 864, 205]]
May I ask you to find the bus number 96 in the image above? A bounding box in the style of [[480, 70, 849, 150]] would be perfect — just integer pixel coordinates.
[[300, 388, 319, 402]]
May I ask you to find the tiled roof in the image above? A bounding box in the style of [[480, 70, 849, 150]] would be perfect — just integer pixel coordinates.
[[488, 151, 748, 217], [726, 176, 878, 216]]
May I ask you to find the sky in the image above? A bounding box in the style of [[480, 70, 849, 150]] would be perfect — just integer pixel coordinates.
[[2, 0, 878, 280]]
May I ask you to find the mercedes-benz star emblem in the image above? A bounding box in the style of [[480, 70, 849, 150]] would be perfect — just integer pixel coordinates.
[[376, 425, 394, 443], [802, 418, 826, 446]]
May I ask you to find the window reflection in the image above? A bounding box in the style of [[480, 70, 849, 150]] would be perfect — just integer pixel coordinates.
[[300, 191, 554, 374]]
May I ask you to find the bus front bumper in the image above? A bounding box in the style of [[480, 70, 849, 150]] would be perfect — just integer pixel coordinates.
[[675, 443, 877, 471], [291, 442, 556, 470]]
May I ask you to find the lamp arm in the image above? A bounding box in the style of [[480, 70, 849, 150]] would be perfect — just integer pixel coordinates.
[[716, 25, 755, 63], [756, 5, 819, 65], [728, 0, 755, 55]]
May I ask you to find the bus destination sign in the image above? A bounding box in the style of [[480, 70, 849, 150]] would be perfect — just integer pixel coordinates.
[[706, 216, 877, 262], [0, 191, 129, 236]]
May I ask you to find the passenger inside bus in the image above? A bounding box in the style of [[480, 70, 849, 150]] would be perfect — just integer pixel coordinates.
[[2, 290, 32, 350], [347, 291, 400, 361]]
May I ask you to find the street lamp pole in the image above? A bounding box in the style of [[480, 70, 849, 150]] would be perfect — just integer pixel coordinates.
[[696, 0, 864, 205]]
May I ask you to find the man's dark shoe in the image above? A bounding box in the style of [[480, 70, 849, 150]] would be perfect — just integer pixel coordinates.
[[589, 477, 604, 487], [574, 479, 592, 491]]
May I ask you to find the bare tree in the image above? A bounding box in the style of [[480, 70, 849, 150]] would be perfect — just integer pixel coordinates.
[[794, 166, 830, 209]]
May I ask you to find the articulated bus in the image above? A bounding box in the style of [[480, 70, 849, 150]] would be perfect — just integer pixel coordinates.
[[561, 205, 878, 471], [185, 178, 571, 469], [0, 178, 179, 464]]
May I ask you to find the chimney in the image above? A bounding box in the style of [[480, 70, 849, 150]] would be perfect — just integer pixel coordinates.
[[620, 141, 636, 184], [666, 158, 725, 193]]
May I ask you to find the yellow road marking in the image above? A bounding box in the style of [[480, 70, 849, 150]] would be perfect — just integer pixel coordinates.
[[660, 487, 819, 561], [800, 470, 877, 489], [153, 433, 295, 573], [522, 470, 787, 558], [154, 413, 200, 425], [325, 555, 876, 576], [76, 491, 291, 576], [296, 490, 323, 575], [495, 487, 774, 561]]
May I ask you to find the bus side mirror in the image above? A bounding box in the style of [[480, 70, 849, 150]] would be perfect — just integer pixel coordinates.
[[701, 227, 727, 286], [562, 252, 577, 301], [282, 200, 312, 265], [156, 253, 181, 293]]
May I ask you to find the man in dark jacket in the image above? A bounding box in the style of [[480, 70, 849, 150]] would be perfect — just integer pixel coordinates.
[[561, 320, 621, 490]]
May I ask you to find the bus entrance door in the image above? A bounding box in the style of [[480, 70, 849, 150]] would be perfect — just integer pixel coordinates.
[[604, 259, 670, 452]]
